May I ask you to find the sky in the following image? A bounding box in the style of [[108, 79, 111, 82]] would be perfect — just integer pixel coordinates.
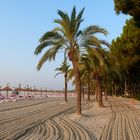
[[0, 0, 130, 90]]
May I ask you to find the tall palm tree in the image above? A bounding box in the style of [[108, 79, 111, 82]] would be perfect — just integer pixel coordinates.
[[68, 64, 89, 99], [54, 58, 70, 102], [34, 7, 107, 114], [80, 60, 92, 101], [81, 47, 109, 107]]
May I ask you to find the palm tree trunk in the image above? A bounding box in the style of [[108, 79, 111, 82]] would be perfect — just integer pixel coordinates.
[[115, 84, 117, 97], [72, 60, 81, 115], [95, 89, 98, 102], [64, 75, 68, 102], [112, 85, 114, 99], [124, 80, 127, 98], [105, 86, 108, 101], [95, 84, 98, 102], [82, 83, 85, 98], [96, 78, 104, 107], [87, 78, 91, 101]]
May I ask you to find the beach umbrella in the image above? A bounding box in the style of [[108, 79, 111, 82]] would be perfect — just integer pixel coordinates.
[[2, 83, 13, 99], [29, 87, 34, 97], [0, 86, 4, 99], [24, 85, 32, 97], [33, 86, 39, 96], [0, 86, 5, 100], [15, 84, 24, 96], [36, 88, 40, 96], [43, 88, 48, 98], [23, 87, 27, 96], [22, 86, 28, 97], [15, 84, 23, 91], [40, 88, 43, 95]]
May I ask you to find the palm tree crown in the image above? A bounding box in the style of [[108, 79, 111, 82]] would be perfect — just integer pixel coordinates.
[[55, 58, 70, 78], [34, 6, 108, 114]]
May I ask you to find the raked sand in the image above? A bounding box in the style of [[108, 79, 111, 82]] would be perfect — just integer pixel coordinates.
[[0, 96, 140, 140]]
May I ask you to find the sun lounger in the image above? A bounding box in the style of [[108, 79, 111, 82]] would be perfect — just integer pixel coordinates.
[[0, 94, 5, 102]]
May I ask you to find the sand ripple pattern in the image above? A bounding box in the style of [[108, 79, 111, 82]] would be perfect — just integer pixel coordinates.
[[100, 100, 140, 140], [0, 99, 92, 140], [13, 114, 91, 140], [81, 101, 93, 110]]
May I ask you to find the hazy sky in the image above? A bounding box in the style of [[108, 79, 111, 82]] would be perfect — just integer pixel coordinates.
[[0, 0, 130, 90]]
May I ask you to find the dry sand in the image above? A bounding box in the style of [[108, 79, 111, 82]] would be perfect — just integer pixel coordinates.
[[67, 100, 112, 139], [0, 96, 140, 140]]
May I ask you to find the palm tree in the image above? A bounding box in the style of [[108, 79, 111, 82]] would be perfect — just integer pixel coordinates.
[[54, 58, 70, 102], [34, 7, 107, 114], [68, 64, 89, 100], [81, 47, 110, 107], [80, 60, 92, 101], [80, 68, 89, 99]]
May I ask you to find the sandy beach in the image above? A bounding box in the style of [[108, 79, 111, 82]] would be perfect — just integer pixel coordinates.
[[0, 96, 140, 140]]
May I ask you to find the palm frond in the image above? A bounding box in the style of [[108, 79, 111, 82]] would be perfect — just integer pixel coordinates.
[[81, 58, 91, 71], [74, 8, 85, 35], [83, 36, 101, 47], [87, 47, 105, 67], [57, 10, 70, 24], [34, 31, 64, 55], [54, 58, 70, 77], [67, 68, 74, 80], [34, 41, 54, 55], [71, 6, 76, 23], [83, 25, 108, 36], [55, 67, 62, 71], [57, 10, 71, 37], [39, 31, 61, 42], [37, 44, 62, 70], [76, 30, 82, 38], [76, 7, 85, 21], [100, 40, 111, 49], [54, 72, 62, 78]]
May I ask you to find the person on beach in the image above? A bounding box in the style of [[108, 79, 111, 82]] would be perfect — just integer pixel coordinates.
[[16, 91, 19, 96]]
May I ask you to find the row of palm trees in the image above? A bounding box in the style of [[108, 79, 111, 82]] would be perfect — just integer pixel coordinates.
[[34, 7, 116, 115]]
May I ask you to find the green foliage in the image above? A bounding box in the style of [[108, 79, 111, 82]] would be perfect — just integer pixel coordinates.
[[34, 6, 109, 105], [35, 6, 108, 70], [111, 19, 140, 68], [134, 93, 140, 100], [111, 18, 140, 95], [34, 7, 87, 70], [81, 46, 110, 80], [114, 0, 140, 26], [114, 0, 140, 16], [54, 59, 70, 78]]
